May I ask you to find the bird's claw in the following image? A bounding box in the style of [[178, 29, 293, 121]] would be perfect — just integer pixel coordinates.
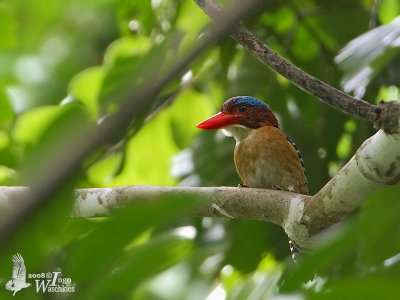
[[238, 183, 249, 188], [272, 185, 284, 190]]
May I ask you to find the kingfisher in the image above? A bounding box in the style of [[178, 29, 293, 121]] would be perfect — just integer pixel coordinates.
[[196, 96, 308, 258]]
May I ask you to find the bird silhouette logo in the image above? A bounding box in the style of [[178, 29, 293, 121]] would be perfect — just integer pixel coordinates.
[[5, 253, 31, 296]]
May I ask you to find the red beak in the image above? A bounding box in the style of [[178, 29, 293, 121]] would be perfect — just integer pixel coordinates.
[[196, 112, 239, 129]]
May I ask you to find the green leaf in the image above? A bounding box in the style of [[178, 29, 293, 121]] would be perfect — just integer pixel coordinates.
[[65, 194, 196, 289], [307, 278, 400, 300], [15, 102, 91, 185], [109, 110, 178, 186], [99, 36, 155, 110], [13, 106, 66, 145], [291, 24, 320, 61], [336, 133, 352, 160], [116, 1, 155, 35], [85, 234, 193, 299], [176, 1, 210, 54], [273, 6, 296, 34], [170, 89, 213, 149], [0, 81, 14, 126], [0, 5, 18, 49], [68, 66, 104, 117], [104, 36, 152, 67], [225, 220, 288, 273], [379, 0, 400, 24]]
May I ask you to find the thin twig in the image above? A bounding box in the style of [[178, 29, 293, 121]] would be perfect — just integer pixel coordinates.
[[194, 0, 381, 124]]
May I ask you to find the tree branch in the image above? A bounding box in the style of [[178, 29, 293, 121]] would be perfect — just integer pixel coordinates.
[[2, 129, 399, 248], [194, 0, 396, 129], [0, 186, 298, 224]]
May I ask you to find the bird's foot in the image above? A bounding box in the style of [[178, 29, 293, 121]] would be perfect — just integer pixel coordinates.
[[238, 183, 249, 188], [272, 185, 284, 190]]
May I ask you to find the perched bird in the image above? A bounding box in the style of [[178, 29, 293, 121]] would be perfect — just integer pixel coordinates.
[[196, 96, 307, 258], [5, 253, 31, 296]]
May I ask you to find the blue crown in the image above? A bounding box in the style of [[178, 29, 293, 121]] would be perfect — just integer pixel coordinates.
[[232, 96, 269, 108]]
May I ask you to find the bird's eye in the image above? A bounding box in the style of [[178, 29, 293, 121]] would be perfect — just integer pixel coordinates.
[[239, 105, 248, 113]]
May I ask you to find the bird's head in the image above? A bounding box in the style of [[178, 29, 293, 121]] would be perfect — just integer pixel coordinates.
[[196, 96, 278, 141]]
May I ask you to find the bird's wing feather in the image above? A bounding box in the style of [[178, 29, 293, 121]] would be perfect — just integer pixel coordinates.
[[234, 126, 308, 194], [11, 253, 27, 281]]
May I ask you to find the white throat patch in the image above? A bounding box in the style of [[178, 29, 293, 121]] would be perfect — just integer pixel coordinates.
[[222, 125, 253, 143]]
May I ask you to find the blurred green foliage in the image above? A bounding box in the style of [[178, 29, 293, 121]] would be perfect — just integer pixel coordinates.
[[0, 0, 399, 299]]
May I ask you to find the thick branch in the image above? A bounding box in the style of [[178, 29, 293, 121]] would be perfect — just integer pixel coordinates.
[[0, 186, 302, 225], [194, 0, 384, 126], [1, 130, 399, 249]]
